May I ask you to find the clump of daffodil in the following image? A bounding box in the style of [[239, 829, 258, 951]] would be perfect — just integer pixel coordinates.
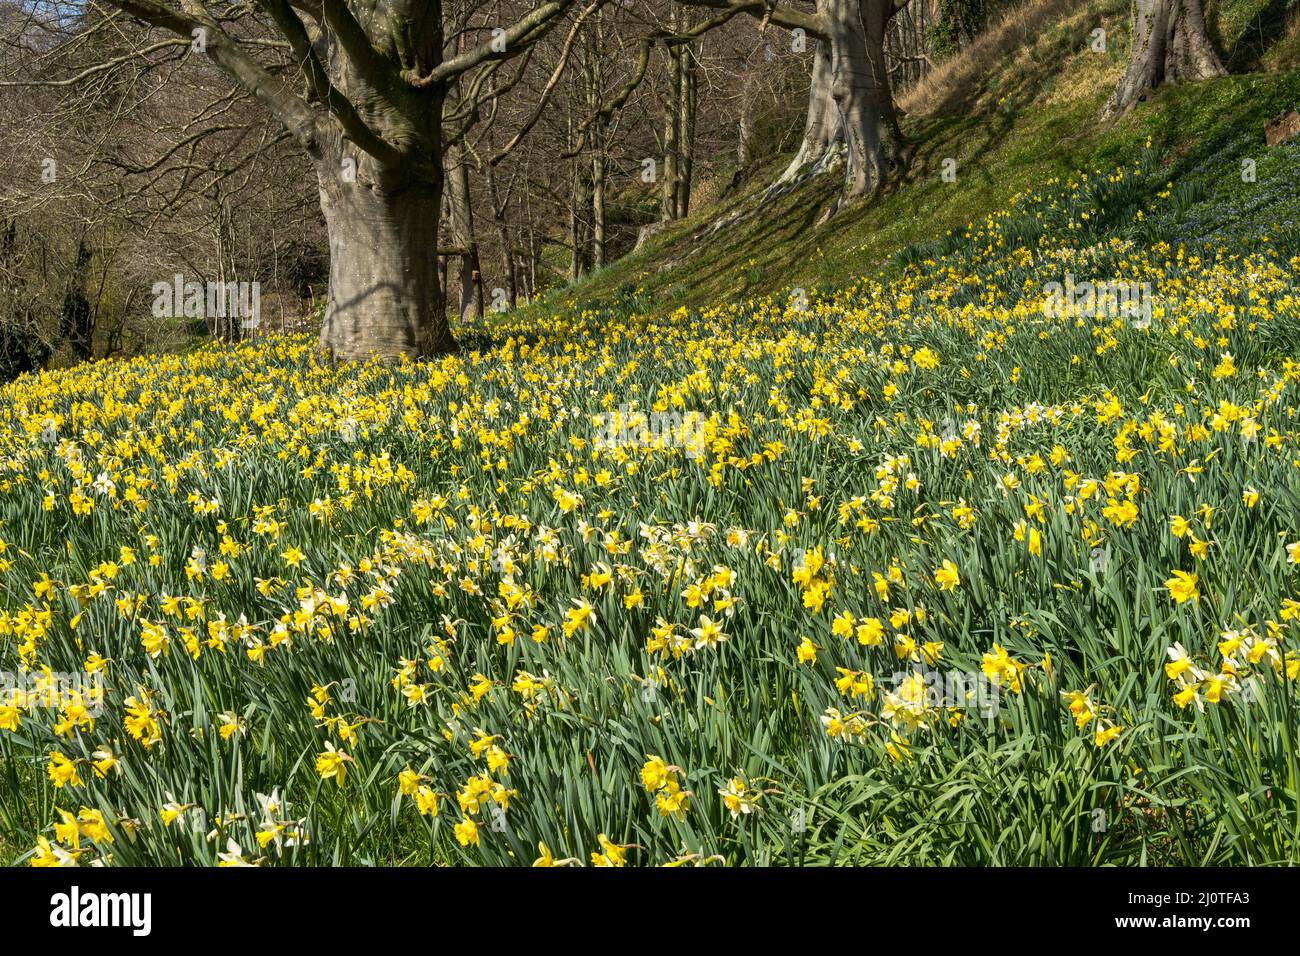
[[5, 177, 1300, 867], [639, 755, 692, 819]]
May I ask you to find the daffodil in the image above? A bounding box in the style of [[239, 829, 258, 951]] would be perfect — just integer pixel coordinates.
[[1165, 570, 1200, 605], [934, 559, 961, 591]]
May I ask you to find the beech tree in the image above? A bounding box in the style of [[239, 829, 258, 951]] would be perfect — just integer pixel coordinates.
[[754, 0, 909, 201], [595, 0, 910, 204], [1103, 0, 1225, 119], [6, 0, 590, 362]]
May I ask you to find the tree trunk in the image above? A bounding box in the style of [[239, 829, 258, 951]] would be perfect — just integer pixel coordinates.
[[778, 39, 843, 183], [587, 65, 607, 269], [526, 226, 538, 301], [777, 0, 892, 200], [826, 0, 886, 199], [676, 44, 697, 218], [316, 170, 451, 363], [737, 102, 754, 168], [592, 145, 607, 269], [736, 56, 758, 170], [458, 243, 483, 323], [59, 240, 94, 362], [446, 145, 484, 323], [569, 159, 591, 281], [306, 4, 450, 363], [505, 249, 519, 309], [863, 0, 908, 170], [661, 41, 683, 222], [1103, 0, 1226, 119], [484, 162, 517, 310]]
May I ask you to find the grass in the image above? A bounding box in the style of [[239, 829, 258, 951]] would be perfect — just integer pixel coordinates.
[[2, 149, 1300, 864]]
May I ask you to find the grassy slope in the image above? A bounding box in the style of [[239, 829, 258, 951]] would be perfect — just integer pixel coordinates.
[[506, 0, 1300, 327]]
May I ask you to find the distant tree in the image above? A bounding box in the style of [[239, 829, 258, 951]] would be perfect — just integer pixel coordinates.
[[57, 240, 94, 362]]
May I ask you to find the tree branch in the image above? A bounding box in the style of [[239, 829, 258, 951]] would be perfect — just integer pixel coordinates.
[[102, 0, 325, 157], [405, 0, 579, 88]]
